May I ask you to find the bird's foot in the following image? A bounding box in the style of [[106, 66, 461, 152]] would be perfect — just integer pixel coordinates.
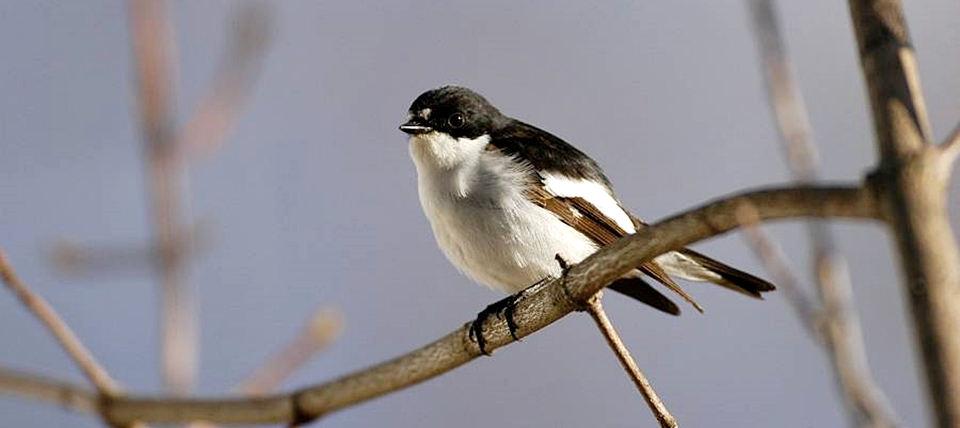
[[469, 290, 526, 356]]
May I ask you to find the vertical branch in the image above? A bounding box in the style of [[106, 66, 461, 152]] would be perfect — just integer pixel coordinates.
[[583, 293, 677, 428], [846, 1, 960, 426], [746, 1, 900, 426], [129, 0, 196, 396]]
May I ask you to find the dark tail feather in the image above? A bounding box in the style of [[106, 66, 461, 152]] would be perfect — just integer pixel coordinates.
[[609, 276, 681, 316], [678, 249, 776, 298], [638, 261, 705, 313]]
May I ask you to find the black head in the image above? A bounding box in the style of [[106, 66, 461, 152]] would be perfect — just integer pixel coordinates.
[[399, 86, 507, 139]]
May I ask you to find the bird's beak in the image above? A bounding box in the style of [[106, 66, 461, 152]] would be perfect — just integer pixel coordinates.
[[399, 119, 433, 135]]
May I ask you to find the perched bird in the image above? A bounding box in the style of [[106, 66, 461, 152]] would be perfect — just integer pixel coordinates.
[[400, 86, 774, 353]]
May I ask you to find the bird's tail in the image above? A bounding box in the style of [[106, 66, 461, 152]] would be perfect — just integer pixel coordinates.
[[611, 214, 776, 313], [660, 249, 776, 298]]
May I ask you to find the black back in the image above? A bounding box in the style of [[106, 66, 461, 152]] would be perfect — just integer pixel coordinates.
[[490, 120, 612, 186], [407, 86, 613, 187]]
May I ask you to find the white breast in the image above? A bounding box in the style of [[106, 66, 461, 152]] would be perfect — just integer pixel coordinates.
[[409, 133, 600, 293]]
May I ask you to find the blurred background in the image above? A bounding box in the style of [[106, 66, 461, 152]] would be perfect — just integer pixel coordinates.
[[1, 1, 958, 427]]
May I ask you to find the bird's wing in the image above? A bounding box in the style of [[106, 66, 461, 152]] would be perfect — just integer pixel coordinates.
[[486, 121, 703, 313], [523, 176, 703, 313], [487, 120, 773, 307]]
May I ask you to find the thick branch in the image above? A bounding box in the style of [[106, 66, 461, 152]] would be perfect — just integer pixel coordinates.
[[846, 2, 960, 427], [90, 185, 879, 426]]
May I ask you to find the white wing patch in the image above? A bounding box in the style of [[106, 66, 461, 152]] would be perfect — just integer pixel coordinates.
[[539, 172, 636, 233], [539, 172, 721, 282], [654, 252, 722, 282]]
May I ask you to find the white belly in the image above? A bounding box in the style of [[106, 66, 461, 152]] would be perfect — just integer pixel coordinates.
[[410, 134, 599, 293], [421, 185, 600, 293]]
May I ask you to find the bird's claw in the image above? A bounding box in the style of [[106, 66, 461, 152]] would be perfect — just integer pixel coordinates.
[[469, 291, 524, 355]]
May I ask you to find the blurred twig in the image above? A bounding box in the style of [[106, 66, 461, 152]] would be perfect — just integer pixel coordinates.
[[584, 293, 677, 428], [127, 0, 272, 396], [736, 206, 898, 427], [734, 205, 818, 331], [237, 308, 344, 395], [0, 368, 99, 414], [0, 250, 123, 397], [180, 4, 272, 161], [746, 1, 900, 426], [51, 222, 211, 277], [187, 308, 343, 428], [129, 0, 195, 396]]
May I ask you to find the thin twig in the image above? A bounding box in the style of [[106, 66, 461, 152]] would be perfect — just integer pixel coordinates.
[[51, 223, 210, 277], [0, 368, 99, 414], [91, 185, 878, 426], [127, 2, 273, 396], [584, 293, 677, 428], [734, 205, 819, 335], [746, 0, 820, 182], [186, 308, 343, 428], [746, 1, 901, 426], [180, 4, 272, 161], [129, 0, 196, 396], [939, 120, 960, 170], [0, 250, 123, 397], [237, 308, 344, 395], [736, 205, 900, 427]]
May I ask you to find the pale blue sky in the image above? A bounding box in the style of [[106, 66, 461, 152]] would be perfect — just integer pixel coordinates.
[[1, 1, 958, 427]]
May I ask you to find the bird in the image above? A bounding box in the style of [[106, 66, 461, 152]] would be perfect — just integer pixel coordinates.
[[399, 86, 775, 354]]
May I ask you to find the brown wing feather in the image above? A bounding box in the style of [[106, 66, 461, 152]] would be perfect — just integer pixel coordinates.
[[629, 214, 776, 298], [525, 184, 704, 312]]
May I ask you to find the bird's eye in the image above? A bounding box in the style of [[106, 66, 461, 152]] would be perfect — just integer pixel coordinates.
[[447, 113, 465, 129]]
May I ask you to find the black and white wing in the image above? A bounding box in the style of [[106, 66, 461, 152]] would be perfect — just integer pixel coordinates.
[[489, 120, 774, 314]]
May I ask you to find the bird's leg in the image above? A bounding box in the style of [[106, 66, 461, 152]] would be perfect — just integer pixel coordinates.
[[469, 256, 574, 355], [469, 278, 554, 356]]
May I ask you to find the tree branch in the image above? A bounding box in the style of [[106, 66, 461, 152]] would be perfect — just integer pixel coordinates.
[[179, 4, 272, 161], [736, 205, 900, 427], [84, 184, 879, 426], [584, 293, 677, 428], [845, 2, 960, 426], [129, 0, 197, 396], [0, 251, 123, 397], [940, 120, 960, 169], [735, 206, 818, 332], [0, 368, 99, 414], [237, 308, 343, 396], [747, 1, 900, 426]]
